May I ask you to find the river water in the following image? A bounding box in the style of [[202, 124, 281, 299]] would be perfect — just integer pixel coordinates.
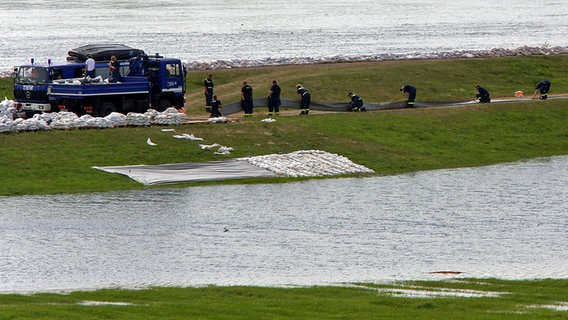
[[1, 156, 567, 293], [1, 0, 568, 74]]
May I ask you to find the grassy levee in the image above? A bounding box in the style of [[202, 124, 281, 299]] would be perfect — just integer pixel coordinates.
[[182, 54, 568, 109], [1, 279, 567, 319], [1, 55, 568, 196]]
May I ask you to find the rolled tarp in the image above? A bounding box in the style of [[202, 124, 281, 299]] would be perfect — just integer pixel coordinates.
[[218, 97, 488, 115]]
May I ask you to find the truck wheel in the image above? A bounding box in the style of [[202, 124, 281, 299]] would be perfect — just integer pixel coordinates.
[[157, 99, 171, 112], [101, 102, 116, 117]]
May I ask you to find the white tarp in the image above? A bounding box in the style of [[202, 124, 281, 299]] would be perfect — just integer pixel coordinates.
[[93, 160, 276, 185], [94, 150, 374, 185]]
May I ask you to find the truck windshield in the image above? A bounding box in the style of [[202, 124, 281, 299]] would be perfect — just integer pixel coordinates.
[[165, 63, 180, 77], [16, 66, 48, 85]]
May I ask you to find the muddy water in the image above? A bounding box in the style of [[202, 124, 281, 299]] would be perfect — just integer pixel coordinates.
[[1, 156, 567, 293]]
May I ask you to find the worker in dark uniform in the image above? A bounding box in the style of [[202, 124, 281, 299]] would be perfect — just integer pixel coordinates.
[[268, 80, 281, 116], [533, 80, 551, 100], [348, 92, 366, 112], [209, 95, 223, 118], [296, 84, 311, 115], [475, 85, 491, 103], [400, 84, 417, 108], [241, 81, 254, 116], [108, 56, 121, 83], [203, 74, 214, 112]]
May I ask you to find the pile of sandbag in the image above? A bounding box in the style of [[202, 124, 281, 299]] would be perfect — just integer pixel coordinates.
[[243, 150, 375, 177], [0, 98, 18, 133], [0, 97, 16, 117], [149, 108, 187, 126], [0, 99, 188, 133], [126, 112, 152, 127]]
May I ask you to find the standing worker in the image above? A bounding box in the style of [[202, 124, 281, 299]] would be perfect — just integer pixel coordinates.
[[84, 54, 96, 79], [203, 74, 214, 112], [348, 92, 366, 112], [475, 85, 491, 103], [400, 84, 416, 108], [296, 84, 311, 115], [209, 95, 223, 118], [241, 81, 254, 116], [108, 56, 121, 83], [533, 80, 551, 100], [268, 80, 281, 116]]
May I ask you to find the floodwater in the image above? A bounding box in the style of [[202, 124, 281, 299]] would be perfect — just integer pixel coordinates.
[[1, 156, 567, 293], [2, 0, 568, 74]]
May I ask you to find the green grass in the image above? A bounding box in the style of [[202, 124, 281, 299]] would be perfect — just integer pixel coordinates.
[[1, 279, 567, 319], [182, 55, 568, 107], [1, 55, 568, 196], [1, 100, 566, 196]]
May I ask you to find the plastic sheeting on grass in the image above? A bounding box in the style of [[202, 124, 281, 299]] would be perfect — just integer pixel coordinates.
[[93, 160, 277, 185], [217, 96, 549, 115], [93, 150, 374, 185]]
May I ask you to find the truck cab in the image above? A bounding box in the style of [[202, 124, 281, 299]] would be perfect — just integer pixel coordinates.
[[146, 56, 186, 110]]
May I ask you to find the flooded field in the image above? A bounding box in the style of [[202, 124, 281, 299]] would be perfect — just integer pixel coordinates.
[[1, 156, 566, 293]]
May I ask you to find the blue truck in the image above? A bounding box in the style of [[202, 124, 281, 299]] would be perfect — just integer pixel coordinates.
[[12, 44, 186, 117]]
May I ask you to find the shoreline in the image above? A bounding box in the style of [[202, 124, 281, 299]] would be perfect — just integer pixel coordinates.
[[2, 276, 568, 295], [184, 45, 568, 70], [2, 45, 568, 77], [3, 279, 567, 319]]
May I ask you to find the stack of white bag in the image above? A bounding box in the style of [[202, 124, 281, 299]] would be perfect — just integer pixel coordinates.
[[243, 150, 375, 177], [5, 117, 51, 132], [49, 112, 116, 130], [149, 107, 187, 125], [126, 112, 152, 127], [128, 108, 187, 126], [0, 97, 15, 117], [0, 97, 18, 133], [0, 98, 188, 133]]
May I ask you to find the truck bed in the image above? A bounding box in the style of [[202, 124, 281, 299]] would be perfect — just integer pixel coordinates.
[[48, 76, 149, 97]]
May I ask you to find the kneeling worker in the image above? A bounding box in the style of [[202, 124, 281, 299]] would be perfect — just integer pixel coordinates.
[[400, 84, 417, 108], [209, 95, 223, 118], [475, 85, 491, 103], [533, 80, 551, 100], [348, 92, 366, 112]]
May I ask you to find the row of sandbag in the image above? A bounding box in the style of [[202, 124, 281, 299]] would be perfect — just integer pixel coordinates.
[[0, 99, 187, 133]]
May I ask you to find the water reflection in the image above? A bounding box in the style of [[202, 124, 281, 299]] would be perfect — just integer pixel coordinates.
[[1, 156, 567, 293]]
